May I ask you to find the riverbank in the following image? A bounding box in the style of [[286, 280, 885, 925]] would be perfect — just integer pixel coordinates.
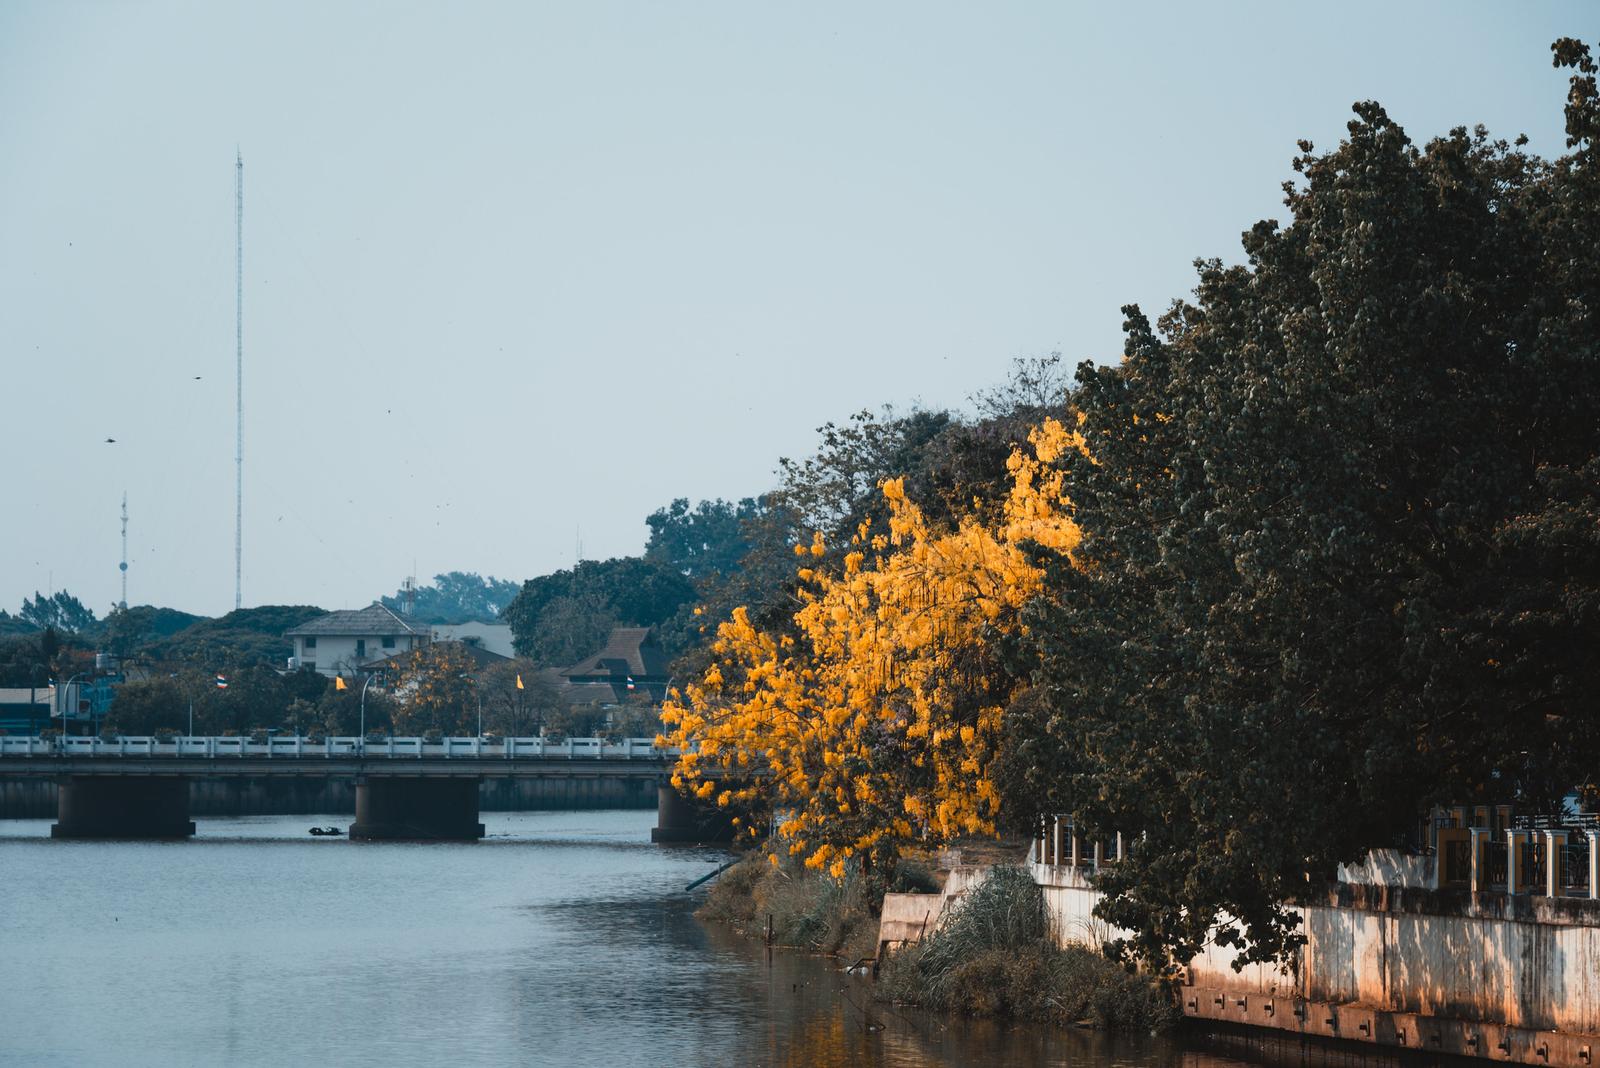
[[697, 851, 1176, 1034]]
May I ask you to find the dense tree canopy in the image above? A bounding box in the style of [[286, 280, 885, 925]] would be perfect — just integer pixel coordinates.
[[663, 419, 1084, 877], [380, 571, 521, 624], [19, 590, 95, 634], [1006, 40, 1600, 968], [645, 497, 769, 581], [101, 605, 206, 658], [502, 558, 696, 665], [0, 610, 38, 638], [392, 642, 479, 735], [139, 605, 326, 670]]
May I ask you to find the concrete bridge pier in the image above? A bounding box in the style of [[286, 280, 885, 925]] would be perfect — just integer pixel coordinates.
[[51, 776, 196, 839], [350, 776, 485, 841], [651, 783, 736, 844]]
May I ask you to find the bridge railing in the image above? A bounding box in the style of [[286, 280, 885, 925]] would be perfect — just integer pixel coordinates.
[[0, 736, 676, 759]]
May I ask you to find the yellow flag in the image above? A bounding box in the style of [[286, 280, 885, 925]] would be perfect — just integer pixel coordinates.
[[335, 676, 348, 691], [515, 674, 524, 690]]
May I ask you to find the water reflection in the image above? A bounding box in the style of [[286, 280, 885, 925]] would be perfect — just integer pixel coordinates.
[[1, 812, 1261, 1068]]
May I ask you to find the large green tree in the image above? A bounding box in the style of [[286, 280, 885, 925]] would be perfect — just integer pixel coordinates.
[[380, 572, 521, 624], [19, 590, 95, 634], [644, 497, 768, 581], [1008, 40, 1600, 969], [102, 605, 206, 659], [141, 605, 325, 670], [502, 558, 696, 665]]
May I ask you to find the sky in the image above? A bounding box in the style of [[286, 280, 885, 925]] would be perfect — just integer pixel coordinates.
[[0, 2, 1591, 619]]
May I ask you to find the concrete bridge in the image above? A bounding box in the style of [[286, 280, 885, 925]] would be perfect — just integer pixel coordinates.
[[0, 736, 722, 842]]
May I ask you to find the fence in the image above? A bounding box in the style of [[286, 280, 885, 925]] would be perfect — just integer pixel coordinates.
[[0, 736, 673, 760]]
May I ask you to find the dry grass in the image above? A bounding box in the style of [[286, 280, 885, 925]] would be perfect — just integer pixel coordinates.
[[696, 853, 880, 960], [876, 865, 1177, 1033]]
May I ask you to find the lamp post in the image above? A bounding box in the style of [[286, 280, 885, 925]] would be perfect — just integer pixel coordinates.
[[358, 674, 376, 755], [56, 671, 89, 750]]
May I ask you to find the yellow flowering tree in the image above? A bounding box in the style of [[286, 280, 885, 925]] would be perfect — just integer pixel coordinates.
[[661, 418, 1085, 876], [392, 641, 479, 735]]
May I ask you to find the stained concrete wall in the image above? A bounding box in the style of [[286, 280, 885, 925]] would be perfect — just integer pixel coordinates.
[[0, 776, 656, 818], [1031, 862, 1600, 1037]]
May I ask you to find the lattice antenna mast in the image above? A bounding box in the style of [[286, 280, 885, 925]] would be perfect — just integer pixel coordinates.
[[234, 149, 244, 611], [119, 493, 129, 610]]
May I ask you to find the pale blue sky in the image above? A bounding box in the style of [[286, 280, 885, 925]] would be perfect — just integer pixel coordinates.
[[1, 2, 1590, 618]]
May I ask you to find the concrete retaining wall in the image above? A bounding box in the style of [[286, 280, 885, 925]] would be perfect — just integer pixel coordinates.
[[1031, 861, 1600, 1067]]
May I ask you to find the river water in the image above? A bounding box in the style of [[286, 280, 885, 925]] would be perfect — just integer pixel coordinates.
[[1, 810, 1258, 1067]]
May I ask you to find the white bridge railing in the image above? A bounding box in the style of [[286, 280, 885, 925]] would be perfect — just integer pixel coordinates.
[[0, 736, 675, 760]]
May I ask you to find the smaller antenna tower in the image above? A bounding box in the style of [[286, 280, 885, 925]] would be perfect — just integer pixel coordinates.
[[119, 493, 129, 609], [402, 575, 416, 617], [234, 149, 244, 611]]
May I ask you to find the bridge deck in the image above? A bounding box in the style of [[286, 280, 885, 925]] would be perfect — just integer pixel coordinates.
[[0, 736, 676, 779]]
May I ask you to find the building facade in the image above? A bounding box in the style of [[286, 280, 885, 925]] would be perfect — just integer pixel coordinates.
[[284, 603, 430, 677]]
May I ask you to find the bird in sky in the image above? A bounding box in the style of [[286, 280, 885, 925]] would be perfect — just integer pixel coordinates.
[[104, 438, 116, 443]]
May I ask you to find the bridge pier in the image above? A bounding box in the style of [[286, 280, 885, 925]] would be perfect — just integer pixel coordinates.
[[651, 783, 736, 844], [350, 777, 485, 841], [51, 776, 195, 839]]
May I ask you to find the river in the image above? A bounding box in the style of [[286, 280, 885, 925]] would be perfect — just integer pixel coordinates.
[[2, 810, 1259, 1067]]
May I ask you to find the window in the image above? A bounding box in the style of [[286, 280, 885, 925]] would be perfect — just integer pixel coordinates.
[[382, 635, 396, 650], [355, 639, 366, 658], [304, 637, 317, 651]]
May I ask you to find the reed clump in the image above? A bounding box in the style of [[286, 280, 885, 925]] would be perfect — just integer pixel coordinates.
[[877, 865, 1177, 1033], [696, 854, 878, 960]]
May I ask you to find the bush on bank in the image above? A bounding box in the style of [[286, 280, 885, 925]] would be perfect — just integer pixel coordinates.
[[699, 856, 1174, 1032], [876, 866, 1177, 1033], [697, 853, 880, 961]]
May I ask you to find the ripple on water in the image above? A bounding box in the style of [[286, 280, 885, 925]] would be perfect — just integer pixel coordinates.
[[1, 811, 1255, 1068]]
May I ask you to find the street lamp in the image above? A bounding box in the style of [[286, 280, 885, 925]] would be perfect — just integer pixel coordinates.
[[56, 671, 89, 749]]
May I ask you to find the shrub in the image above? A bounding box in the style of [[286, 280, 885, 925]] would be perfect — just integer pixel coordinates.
[[890, 859, 941, 894], [877, 865, 1177, 1033], [696, 853, 878, 960]]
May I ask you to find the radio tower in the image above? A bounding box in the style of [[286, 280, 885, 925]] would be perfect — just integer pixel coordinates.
[[234, 149, 244, 611], [119, 493, 129, 610]]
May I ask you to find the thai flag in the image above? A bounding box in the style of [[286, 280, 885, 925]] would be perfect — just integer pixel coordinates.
[[625, 676, 636, 691], [215, 674, 228, 689]]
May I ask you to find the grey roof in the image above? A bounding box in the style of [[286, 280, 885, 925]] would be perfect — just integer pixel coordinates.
[[360, 640, 510, 674], [557, 681, 626, 706], [559, 627, 670, 681], [284, 603, 430, 638]]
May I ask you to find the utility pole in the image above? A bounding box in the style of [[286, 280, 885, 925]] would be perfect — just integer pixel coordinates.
[[234, 149, 244, 611], [119, 493, 128, 610]]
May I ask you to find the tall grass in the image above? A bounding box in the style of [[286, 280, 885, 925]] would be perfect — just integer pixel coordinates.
[[696, 854, 879, 960], [877, 865, 1177, 1033]]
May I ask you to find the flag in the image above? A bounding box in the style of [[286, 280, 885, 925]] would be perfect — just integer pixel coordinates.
[[215, 674, 228, 689], [626, 676, 636, 691], [515, 674, 524, 690], [335, 676, 348, 691]]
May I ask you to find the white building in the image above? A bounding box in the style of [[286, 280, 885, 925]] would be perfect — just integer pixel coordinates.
[[430, 622, 516, 658], [285, 603, 430, 678]]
